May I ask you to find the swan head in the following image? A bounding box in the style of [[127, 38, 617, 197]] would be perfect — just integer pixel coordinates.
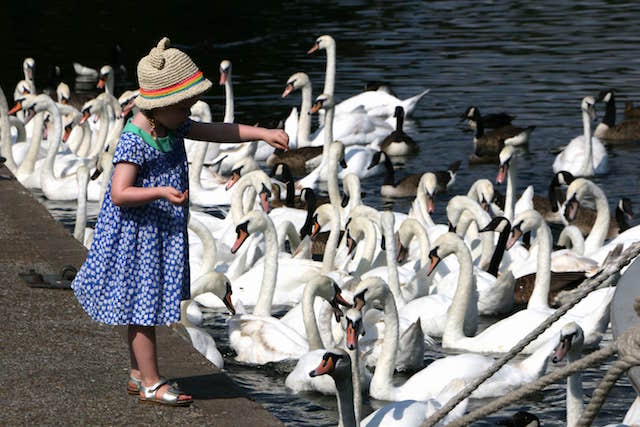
[[239, 170, 272, 212], [310, 93, 334, 114], [427, 232, 468, 275], [97, 65, 113, 90], [471, 179, 495, 212], [23, 57, 35, 80], [344, 308, 365, 350], [226, 158, 259, 190], [506, 210, 542, 249], [231, 210, 272, 254], [563, 178, 596, 222], [282, 72, 310, 98], [219, 60, 232, 85], [329, 141, 348, 169], [397, 219, 428, 264], [352, 276, 389, 311], [309, 276, 352, 321], [10, 94, 55, 121], [309, 349, 350, 380], [192, 272, 236, 315], [580, 96, 597, 122], [311, 203, 337, 238], [346, 216, 374, 256], [189, 100, 212, 122], [497, 145, 515, 185], [119, 90, 140, 118], [56, 82, 70, 104], [419, 173, 438, 212], [8, 92, 36, 117], [307, 35, 335, 55], [552, 322, 584, 363]]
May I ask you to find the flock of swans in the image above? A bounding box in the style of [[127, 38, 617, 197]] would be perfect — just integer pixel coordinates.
[[3, 34, 640, 426]]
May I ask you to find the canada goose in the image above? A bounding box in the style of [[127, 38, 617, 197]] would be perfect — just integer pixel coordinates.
[[379, 106, 418, 156], [594, 89, 640, 142], [624, 100, 640, 119], [469, 108, 535, 160], [460, 106, 516, 131], [267, 146, 323, 176]]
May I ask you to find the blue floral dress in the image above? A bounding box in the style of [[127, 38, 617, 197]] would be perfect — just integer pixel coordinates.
[[72, 121, 191, 326]]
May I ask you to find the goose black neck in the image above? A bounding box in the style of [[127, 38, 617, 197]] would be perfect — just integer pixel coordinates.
[[382, 153, 395, 186], [285, 179, 295, 207], [603, 93, 616, 127], [488, 222, 510, 277], [395, 110, 404, 132], [299, 190, 317, 238], [475, 115, 485, 138], [616, 205, 630, 232]]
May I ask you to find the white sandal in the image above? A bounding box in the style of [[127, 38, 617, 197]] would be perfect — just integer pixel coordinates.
[[138, 378, 193, 406]]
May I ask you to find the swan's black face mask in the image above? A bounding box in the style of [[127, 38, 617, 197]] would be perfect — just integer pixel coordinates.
[[223, 282, 236, 315], [427, 246, 441, 276], [353, 290, 366, 311], [329, 285, 352, 322], [309, 352, 343, 378], [552, 331, 578, 363], [311, 214, 321, 238], [259, 184, 271, 213], [231, 221, 249, 254], [345, 316, 364, 350]]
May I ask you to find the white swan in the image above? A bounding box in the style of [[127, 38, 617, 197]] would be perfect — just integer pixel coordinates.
[[553, 96, 608, 177], [227, 210, 314, 364], [179, 271, 235, 369], [285, 276, 354, 395], [434, 211, 613, 354], [309, 34, 430, 120], [73, 166, 94, 248]]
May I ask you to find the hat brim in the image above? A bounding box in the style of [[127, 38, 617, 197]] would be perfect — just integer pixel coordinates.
[[134, 78, 212, 110]]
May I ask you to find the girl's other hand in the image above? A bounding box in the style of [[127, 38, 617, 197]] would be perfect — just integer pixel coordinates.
[[162, 187, 189, 206], [264, 129, 289, 151]]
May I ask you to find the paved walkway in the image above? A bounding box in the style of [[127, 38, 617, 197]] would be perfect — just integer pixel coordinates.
[[0, 167, 282, 426]]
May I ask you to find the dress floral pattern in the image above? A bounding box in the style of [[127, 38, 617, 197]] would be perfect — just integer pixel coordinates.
[[72, 122, 191, 325]]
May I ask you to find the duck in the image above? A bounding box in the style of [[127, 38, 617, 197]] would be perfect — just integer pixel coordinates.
[[308, 34, 430, 120], [460, 106, 516, 131], [553, 96, 608, 176], [594, 89, 640, 143], [429, 219, 614, 354], [379, 106, 418, 156]]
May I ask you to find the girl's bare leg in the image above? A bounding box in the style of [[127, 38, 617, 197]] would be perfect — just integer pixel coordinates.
[[129, 325, 191, 401]]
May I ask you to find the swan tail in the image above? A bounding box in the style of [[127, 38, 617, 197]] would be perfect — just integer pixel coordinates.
[[400, 89, 430, 116]]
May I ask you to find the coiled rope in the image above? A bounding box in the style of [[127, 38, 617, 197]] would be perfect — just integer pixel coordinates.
[[422, 241, 640, 427]]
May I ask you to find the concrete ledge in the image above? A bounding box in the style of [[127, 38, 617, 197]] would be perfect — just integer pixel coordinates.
[[0, 167, 282, 426], [612, 256, 640, 395]]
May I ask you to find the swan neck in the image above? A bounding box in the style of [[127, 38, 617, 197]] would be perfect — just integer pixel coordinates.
[[582, 109, 594, 176], [253, 219, 279, 316], [383, 220, 404, 306], [224, 78, 234, 123], [371, 291, 399, 396], [301, 282, 325, 350], [189, 216, 217, 274], [443, 239, 475, 345], [321, 205, 341, 272], [43, 102, 63, 180], [334, 371, 357, 427], [348, 346, 363, 423], [527, 221, 552, 310], [17, 113, 44, 175], [0, 88, 17, 172], [297, 83, 312, 146], [566, 350, 584, 427], [505, 163, 515, 223], [73, 168, 89, 242], [323, 44, 336, 96], [585, 184, 610, 255], [231, 179, 256, 224]]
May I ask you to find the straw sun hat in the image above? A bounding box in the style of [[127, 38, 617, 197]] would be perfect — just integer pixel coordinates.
[[135, 37, 212, 110]]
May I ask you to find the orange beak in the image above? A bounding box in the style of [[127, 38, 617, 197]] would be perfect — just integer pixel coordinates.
[[346, 320, 359, 350], [97, 79, 105, 89], [62, 126, 72, 142], [225, 172, 240, 191], [219, 72, 227, 86], [223, 285, 236, 315], [506, 227, 522, 250], [282, 84, 294, 98], [496, 164, 507, 184], [307, 42, 319, 54], [231, 229, 249, 254], [259, 191, 271, 213], [8, 102, 22, 115], [79, 111, 91, 124], [426, 194, 435, 214], [309, 354, 335, 377], [60, 98, 68, 105], [310, 101, 323, 114], [311, 219, 321, 238]]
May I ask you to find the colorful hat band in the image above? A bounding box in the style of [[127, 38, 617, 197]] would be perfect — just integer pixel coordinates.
[[139, 70, 204, 100]]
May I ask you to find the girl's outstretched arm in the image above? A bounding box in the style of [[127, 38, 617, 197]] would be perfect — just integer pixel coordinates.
[[187, 122, 289, 150], [111, 162, 188, 208]]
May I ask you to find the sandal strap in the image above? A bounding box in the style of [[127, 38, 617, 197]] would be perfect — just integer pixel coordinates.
[[140, 378, 169, 397]]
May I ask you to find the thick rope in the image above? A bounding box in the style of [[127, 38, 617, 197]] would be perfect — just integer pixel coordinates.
[[422, 241, 640, 427], [442, 345, 617, 427], [577, 307, 640, 427]]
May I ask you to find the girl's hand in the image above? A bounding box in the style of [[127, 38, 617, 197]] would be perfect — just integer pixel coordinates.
[[162, 187, 189, 206], [263, 129, 289, 151]]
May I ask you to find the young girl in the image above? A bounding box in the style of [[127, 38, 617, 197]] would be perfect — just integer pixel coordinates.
[[72, 37, 288, 406]]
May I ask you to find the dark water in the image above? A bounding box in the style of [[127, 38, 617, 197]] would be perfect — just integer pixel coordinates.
[[5, 0, 639, 425]]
